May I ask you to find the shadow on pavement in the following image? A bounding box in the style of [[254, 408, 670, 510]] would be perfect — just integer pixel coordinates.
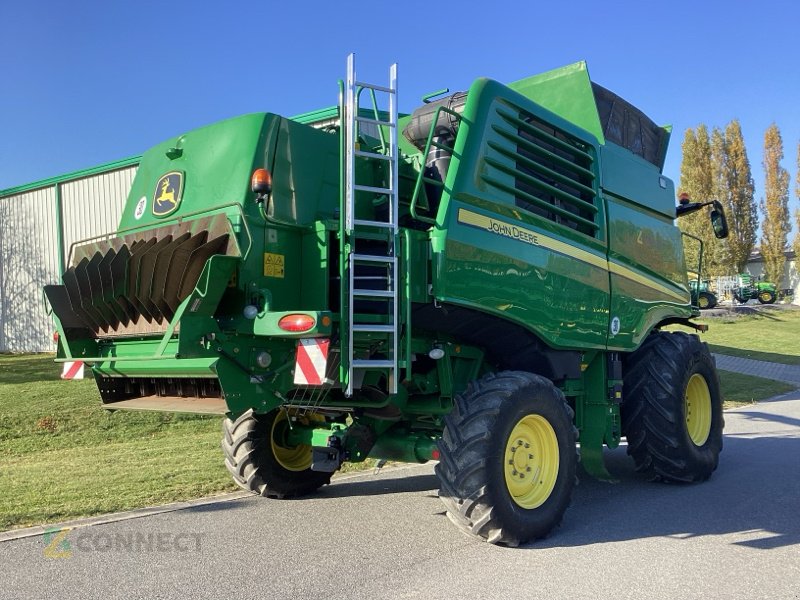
[[531, 433, 800, 550], [320, 473, 439, 499]]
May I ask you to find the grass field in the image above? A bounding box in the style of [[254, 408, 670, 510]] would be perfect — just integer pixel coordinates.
[[693, 307, 800, 365], [0, 348, 795, 531], [0, 354, 236, 531]]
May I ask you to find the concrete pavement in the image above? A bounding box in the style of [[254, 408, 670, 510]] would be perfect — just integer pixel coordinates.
[[714, 354, 800, 386]]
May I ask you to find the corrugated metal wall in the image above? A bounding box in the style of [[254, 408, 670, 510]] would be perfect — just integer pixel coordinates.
[[0, 164, 138, 352], [61, 167, 136, 265], [0, 187, 60, 352]]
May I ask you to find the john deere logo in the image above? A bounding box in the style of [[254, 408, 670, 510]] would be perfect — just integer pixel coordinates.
[[152, 171, 184, 217]]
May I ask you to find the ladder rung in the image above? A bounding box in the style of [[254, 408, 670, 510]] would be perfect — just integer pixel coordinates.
[[352, 254, 396, 263], [353, 218, 395, 229], [353, 289, 395, 298], [352, 359, 395, 369], [354, 82, 395, 94], [353, 324, 395, 333], [356, 116, 395, 128], [355, 149, 392, 160], [354, 184, 394, 195]]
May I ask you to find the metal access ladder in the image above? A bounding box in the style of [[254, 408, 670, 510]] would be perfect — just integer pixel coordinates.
[[341, 53, 399, 397]]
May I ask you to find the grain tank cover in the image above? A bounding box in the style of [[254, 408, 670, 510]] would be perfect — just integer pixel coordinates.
[[509, 61, 670, 170], [591, 83, 669, 170]]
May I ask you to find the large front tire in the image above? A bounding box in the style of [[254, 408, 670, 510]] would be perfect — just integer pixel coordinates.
[[222, 409, 331, 498], [622, 331, 723, 482], [436, 371, 577, 546]]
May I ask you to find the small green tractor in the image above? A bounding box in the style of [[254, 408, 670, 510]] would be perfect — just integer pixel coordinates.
[[690, 278, 718, 310], [45, 55, 729, 545], [732, 273, 777, 304]]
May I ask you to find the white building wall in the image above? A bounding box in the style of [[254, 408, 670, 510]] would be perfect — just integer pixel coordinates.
[[61, 166, 136, 266], [0, 188, 60, 352], [0, 164, 137, 352]]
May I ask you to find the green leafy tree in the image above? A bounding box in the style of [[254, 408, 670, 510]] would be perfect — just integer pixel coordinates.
[[678, 125, 724, 276], [759, 124, 790, 285], [716, 120, 757, 273]]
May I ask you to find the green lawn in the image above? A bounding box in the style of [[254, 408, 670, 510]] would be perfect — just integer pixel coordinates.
[[692, 308, 800, 365], [0, 354, 236, 530], [717, 369, 794, 409]]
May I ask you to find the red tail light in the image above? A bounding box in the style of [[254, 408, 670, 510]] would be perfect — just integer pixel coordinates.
[[278, 314, 316, 332]]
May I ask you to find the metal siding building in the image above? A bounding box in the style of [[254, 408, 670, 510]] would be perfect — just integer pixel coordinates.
[[0, 159, 139, 352]]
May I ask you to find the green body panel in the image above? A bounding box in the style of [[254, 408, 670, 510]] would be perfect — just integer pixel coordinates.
[[47, 60, 705, 480], [508, 61, 606, 145]]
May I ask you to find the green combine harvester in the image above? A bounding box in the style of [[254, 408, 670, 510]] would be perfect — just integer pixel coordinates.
[[45, 55, 729, 545]]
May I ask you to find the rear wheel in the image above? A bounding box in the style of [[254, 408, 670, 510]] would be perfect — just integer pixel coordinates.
[[698, 291, 717, 310], [222, 409, 331, 498], [758, 290, 776, 304], [621, 331, 723, 482], [436, 371, 577, 546]]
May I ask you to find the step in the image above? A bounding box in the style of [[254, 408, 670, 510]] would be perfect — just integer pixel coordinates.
[[352, 359, 395, 369], [353, 289, 395, 298], [352, 324, 395, 333], [352, 254, 396, 264], [354, 82, 395, 94], [354, 184, 395, 196], [355, 149, 392, 161], [355, 116, 396, 128], [353, 219, 395, 229]]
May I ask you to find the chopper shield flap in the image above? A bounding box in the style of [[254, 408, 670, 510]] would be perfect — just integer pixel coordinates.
[[152, 171, 184, 217]]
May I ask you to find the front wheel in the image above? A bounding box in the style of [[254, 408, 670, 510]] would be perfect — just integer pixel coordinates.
[[436, 371, 577, 546], [622, 331, 723, 482], [221, 409, 332, 498]]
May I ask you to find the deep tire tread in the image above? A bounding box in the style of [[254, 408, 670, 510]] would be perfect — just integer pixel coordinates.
[[436, 371, 577, 546], [621, 331, 723, 483], [221, 409, 331, 498]]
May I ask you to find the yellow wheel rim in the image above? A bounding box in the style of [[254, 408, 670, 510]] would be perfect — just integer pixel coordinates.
[[759, 292, 772, 303], [698, 295, 709, 309], [503, 415, 559, 509], [685, 373, 712, 446], [270, 411, 313, 471]]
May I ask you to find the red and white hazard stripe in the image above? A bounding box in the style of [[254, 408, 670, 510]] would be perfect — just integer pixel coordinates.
[[294, 339, 330, 386], [61, 361, 84, 380]]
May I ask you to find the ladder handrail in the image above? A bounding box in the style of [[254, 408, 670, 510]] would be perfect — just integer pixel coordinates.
[[409, 105, 463, 225]]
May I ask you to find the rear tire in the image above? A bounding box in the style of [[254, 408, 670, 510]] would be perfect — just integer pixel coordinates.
[[622, 331, 723, 482], [221, 409, 331, 498], [436, 371, 577, 546], [758, 290, 776, 304]]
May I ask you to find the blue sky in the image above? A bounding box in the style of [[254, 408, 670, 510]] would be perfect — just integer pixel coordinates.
[[2, 1, 799, 233]]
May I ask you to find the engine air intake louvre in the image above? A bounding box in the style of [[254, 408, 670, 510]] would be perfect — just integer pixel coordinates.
[[45, 213, 239, 337], [483, 103, 599, 237]]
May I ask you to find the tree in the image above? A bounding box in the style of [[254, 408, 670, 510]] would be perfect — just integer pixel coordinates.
[[678, 125, 725, 276], [716, 120, 757, 273], [759, 124, 790, 285], [794, 141, 800, 263]]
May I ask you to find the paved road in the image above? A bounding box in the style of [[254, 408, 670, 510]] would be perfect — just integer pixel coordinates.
[[2, 392, 799, 600]]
